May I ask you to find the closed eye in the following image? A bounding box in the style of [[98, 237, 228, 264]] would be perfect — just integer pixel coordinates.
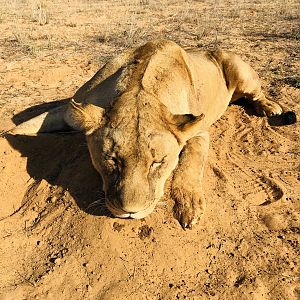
[[104, 156, 120, 172], [152, 161, 163, 169], [150, 156, 167, 170], [104, 156, 121, 184]]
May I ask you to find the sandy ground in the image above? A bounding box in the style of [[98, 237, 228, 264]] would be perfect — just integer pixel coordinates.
[[0, 1, 299, 299]]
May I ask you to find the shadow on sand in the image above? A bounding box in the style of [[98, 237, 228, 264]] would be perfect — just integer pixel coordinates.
[[5, 99, 109, 217], [5, 97, 296, 219], [231, 98, 297, 126]]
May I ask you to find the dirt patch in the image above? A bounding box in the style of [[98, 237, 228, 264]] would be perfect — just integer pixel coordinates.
[[138, 225, 153, 240], [0, 1, 299, 299], [113, 222, 125, 232]]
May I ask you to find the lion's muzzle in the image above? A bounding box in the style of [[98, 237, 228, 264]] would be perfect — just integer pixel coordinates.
[[105, 197, 156, 219]]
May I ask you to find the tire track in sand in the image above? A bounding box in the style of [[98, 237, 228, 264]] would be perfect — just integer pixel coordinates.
[[209, 108, 292, 206]]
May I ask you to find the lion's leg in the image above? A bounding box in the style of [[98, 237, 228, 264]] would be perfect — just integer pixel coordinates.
[[246, 89, 283, 117], [3, 104, 70, 135], [171, 132, 209, 229], [233, 79, 283, 117], [222, 53, 283, 117]]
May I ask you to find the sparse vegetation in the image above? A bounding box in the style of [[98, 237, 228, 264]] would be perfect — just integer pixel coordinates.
[[0, 1, 299, 299], [31, 0, 48, 25]]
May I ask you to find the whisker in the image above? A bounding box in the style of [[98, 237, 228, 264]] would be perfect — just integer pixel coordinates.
[[89, 204, 110, 215], [86, 199, 106, 211]]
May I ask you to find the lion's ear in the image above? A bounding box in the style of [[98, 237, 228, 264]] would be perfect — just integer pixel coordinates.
[[161, 103, 205, 142], [170, 113, 205, 141], [64, 99, 105, 135]]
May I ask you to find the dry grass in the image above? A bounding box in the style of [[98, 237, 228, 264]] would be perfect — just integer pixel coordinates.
[[1, 1, 299, 53], [0, 0, 298, 114], [0, 0, 299, 109]]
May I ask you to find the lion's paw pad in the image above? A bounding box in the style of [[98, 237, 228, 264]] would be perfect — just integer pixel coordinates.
[[262, 101, 283, 116], [173, 201, 205, 229]]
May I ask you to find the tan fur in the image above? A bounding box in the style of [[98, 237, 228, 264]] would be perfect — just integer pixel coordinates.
[[10, 40, 283, 228]]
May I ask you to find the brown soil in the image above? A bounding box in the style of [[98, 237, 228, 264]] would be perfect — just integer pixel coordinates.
[[0, 1, 299, 299]]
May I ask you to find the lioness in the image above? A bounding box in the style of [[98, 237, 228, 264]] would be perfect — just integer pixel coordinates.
[[8, 40, 284, 228]]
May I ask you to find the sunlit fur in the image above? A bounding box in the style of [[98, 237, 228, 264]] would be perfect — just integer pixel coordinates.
[[13, 40, 283, 228]]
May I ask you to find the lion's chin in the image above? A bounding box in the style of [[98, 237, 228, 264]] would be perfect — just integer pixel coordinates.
[[106, 202, 155, 220]]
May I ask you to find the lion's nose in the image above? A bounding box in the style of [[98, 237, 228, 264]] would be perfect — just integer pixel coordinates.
[[120, 202, 146, 213], [115, 187, 149, 213], [115, 194, 148, 213]]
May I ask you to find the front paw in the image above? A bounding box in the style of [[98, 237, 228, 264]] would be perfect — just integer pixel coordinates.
[[171, 187, 206, 229], [254, 100, 283, 117]]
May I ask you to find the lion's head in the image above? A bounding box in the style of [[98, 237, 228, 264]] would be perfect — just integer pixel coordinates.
[[65, 90, 204, 219]]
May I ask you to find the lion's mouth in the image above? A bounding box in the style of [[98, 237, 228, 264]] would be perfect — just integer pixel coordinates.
[[105, 199, 155, 219]]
